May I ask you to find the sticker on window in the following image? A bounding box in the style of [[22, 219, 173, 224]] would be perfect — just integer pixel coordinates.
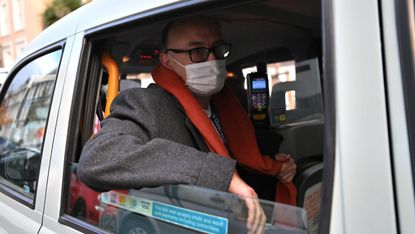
[[101, 191, 228, 234]]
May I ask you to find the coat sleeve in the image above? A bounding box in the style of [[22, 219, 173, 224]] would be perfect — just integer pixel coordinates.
[[77, 88, 236, 192]]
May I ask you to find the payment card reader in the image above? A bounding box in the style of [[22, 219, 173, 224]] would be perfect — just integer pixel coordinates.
[[247, 63, 270, 128]]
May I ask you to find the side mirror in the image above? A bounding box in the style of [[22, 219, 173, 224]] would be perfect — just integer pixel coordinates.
[[4, 147, 41, 182]]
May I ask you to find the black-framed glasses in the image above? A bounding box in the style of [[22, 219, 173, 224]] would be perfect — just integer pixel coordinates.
[[165, 43, 232, 63]]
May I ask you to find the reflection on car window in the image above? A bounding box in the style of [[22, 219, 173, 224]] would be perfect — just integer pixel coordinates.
[[99, 186, 307, 234], [0, 49, 62, 200], [68, 178, 308, 234]]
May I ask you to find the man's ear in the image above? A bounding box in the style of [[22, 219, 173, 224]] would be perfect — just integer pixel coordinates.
[[160, 53, 174, 69]]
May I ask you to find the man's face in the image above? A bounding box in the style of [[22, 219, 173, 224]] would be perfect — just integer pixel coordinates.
[[161, 22, 223, 81]]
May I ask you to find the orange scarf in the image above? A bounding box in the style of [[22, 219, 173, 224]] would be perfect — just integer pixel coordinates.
[[152, 65, 296, 205]]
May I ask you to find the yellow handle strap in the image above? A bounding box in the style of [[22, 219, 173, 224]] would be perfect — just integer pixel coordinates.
[[101, 52, 119, 118]]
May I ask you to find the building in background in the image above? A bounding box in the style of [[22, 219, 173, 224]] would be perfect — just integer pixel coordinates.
[[0, 0, 90, 69], [0, 0, 53, 69]]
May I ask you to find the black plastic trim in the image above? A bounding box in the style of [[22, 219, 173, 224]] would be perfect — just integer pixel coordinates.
[[59, 37, 93, 219], [395, 0, 415, 192], [319, 0, 336, 233], [0, 183, 34, 208], [59, 214, 108, 234]]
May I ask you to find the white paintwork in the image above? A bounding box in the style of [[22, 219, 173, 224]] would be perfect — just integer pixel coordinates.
[[40, 33, 83, 234], [332, 0, 397, 233], [75, 0, 182, 32], [20, 0, 181, 63], [329, 145, 345, 234], [380, 0, 415, 233], [0, 0, 414, 233], [0, 195, 42, 233]]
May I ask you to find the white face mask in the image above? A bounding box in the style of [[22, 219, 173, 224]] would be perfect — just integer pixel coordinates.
[[169, 55, 227, 96]]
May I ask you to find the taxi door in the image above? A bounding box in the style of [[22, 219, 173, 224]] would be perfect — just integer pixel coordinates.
[[0, 39, 73, 233]]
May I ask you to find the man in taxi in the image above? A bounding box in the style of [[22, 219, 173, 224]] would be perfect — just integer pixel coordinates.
[[78, 16, 296, 234]]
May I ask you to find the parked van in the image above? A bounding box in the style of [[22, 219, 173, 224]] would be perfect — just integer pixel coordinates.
[[0, 0, 414, 233]]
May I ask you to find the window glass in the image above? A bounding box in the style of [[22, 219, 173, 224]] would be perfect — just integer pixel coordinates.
[[98, 185, 307, 234], [272, 59, 323, 125], [0, 49, 62, 200], [241, 59, 323, 128]]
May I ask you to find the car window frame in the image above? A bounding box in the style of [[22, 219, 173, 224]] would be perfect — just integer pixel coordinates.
[[58, 1, 335, 233], [319, 0, 336, 233], [0, 42, 65, 208]]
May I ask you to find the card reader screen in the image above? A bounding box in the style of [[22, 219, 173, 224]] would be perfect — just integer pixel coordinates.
[[252, 80, 266, 89]]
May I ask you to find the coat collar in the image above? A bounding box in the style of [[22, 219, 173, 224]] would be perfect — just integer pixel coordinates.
[[175, 101, 209, 152]]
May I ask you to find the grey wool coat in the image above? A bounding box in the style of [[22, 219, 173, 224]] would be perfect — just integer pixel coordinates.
[[77, 85, 236, 192]]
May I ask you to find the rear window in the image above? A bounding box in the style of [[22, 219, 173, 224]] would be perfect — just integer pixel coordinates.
[[0, 50, 62, 203]]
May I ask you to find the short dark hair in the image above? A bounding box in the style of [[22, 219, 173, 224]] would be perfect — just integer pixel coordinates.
[[161, 16, 222, 51], [161, 21, 173, 51]]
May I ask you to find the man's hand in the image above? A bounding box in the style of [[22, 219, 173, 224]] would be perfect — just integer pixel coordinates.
[[228, 173, 266, 234], [275, 153, 296, 183]]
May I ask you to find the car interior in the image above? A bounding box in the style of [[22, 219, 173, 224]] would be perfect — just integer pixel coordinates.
[[67, 0, 324, 233]]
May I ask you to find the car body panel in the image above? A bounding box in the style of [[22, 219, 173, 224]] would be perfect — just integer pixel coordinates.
[[75, 0, 184, 32], [41, 33, 83, 233], [19, 0, 183, 64], [0, 194, 42, 233], [380, 0, 415, 232], [331, 0, 396, 233]]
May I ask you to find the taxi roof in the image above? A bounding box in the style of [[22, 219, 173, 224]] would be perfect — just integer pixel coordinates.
[[18, 0, 321, 72], [19, 0, 182, 62]]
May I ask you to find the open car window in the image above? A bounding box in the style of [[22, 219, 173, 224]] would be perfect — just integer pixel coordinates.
[[64, 1, 325, 233]]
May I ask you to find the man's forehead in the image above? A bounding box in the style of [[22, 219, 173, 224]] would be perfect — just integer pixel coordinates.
[[167, 20, 222, 46]]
